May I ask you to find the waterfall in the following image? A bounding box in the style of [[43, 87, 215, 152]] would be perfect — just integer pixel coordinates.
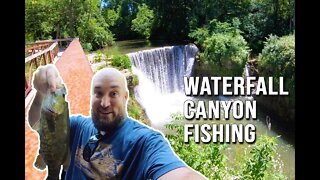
[[245, 64, 250, 77], [128, 44, 198, 129], [244, 63, 255, 100]]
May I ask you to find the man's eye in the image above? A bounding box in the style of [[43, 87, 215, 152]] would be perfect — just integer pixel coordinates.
[[96, 92, 103, 97], [110, 92, 117, 97]]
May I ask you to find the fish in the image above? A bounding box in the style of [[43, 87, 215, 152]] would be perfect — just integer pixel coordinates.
[[34, 84, 70, 180]]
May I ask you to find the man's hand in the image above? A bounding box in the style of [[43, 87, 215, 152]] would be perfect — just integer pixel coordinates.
[[33, 64, 63, 95], [28, 64, 63, 128]]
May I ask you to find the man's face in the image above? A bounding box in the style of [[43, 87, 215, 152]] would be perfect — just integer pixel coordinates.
[[91, 71, 128, 131]]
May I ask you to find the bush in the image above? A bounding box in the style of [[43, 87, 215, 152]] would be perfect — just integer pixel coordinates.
[[189, 18, 250, 76], [82, 43, 93, 52], [128, 94, 149, 125], [257, 34, 295, 96], [132, 74, 139, 87], [165, 113, 227, 179], [111, 55, 132, 70], [204, 32, 249, 76], [241, 135, 278, 180], [93, 52, 104, 63], [164, 113, 287, 179]]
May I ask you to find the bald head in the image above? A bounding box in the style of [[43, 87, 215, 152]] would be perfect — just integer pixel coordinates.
[[90, 68, 129, 132], [92, 68, 128, 94]]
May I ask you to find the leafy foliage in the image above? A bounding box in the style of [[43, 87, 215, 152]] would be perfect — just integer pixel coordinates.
[[131, 4, 154, 39], [25, 0, 57, 41], [132, 74, 139, 87], [241, 135, 278, 179], [257, 34, 295, 96], [239, 0, 295, 54], [25, 0, 114, 50], [104, 7, 120, 27], [127, 94, 149, 126], [81, 42, 93, 52], [165, 113, 286, 180], [189, 18, 250, 76], [93, 52, 104, 63], [103, 0, 141, 40], [111, 55, 132, 70], [165, 113, 227, 179], [26, 0, 294, 54], [77, 13, 114, 50]]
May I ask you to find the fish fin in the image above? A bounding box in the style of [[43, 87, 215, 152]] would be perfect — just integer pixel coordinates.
[[34, 154, 46, 170]]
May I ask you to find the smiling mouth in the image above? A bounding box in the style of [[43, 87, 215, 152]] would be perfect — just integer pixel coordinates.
[[98, 109, 112, 114]]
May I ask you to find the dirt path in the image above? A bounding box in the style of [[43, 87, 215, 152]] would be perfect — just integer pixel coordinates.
[[25, 39, 93, 179]]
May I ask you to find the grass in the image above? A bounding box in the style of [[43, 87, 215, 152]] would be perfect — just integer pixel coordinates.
[[127, 93, 150, 126]]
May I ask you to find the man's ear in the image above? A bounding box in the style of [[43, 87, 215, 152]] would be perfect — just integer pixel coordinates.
[[124, 90, 129, 101]]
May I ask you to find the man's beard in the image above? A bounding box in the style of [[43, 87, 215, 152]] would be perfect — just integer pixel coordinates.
[[91, 112, 124, 132]]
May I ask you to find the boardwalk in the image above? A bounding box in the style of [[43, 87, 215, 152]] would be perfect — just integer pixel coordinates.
[[25, 39, 93, 179]]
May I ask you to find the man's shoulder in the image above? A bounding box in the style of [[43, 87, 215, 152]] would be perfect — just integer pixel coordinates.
[[125, 117, 163, 140], [70, 114, 91, 121], [127, 117, 159, 134], [70, 114, 93, 128]]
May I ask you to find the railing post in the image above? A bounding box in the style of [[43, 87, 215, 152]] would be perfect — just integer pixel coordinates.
[[34, 58, 38, 67], [42, 53, 46, 65], [48, 50, 52, 64], [25, 38, 72, 98]]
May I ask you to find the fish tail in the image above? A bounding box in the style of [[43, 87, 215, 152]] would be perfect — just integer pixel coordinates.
[[46, 166, 61, 180]]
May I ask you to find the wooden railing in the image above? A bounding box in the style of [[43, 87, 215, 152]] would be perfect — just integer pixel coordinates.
[[25, 43, 52, 57], [25, 38, 74, 97]]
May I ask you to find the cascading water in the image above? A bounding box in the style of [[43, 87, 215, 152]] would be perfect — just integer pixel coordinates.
[[245, 64, 250, 77], [128, 44, 198, 129]]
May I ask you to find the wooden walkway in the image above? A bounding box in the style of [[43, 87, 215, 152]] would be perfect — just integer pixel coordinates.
[[25, 39, 94, 179]]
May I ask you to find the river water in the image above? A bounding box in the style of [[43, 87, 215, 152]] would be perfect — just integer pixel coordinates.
[[104, 40, 295, 179], [102, 39, 185, 54]]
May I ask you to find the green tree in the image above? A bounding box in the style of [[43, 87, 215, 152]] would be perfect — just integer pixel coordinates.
[[77, 0, 114, 50], [148, 0, 191, 40], [25, 0, 58, 41], [103, 0, 141, 40], [189, 18, 250, 76], [258, 34, 295, 95], [104, 6, 120, 27], [184, 0, 294, 54], [131, 3, 154, 39], [77, 13, 114, 50], [256, 34, 295, 126], [239, 0, 295, 54], [25, 0, 114, 50]]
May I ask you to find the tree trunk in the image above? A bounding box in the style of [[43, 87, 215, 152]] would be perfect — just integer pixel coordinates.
[[99, 0, 103, 14], [68, 0, 74, 38], [56, 24, 60, 39]]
